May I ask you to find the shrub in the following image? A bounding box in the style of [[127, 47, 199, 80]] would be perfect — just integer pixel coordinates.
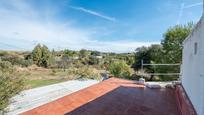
[[0, 61, 24, 111], [68, 66, 102, 80], [50, 68, 57, 75], [109, 60, 132, 78], [2, 57, 33, 67]]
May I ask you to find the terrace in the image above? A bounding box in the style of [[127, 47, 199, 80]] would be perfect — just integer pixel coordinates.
[[21, 78, 196, 115]]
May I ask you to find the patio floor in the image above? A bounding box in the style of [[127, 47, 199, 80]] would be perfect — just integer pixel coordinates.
[[21, 78, 180, 115]]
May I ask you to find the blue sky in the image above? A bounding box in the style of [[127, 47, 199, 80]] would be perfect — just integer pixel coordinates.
[[0, 0, 203, 52]]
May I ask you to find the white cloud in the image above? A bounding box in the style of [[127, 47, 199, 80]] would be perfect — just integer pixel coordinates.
[[69, 6, 116, 22], [78, 40, 159, 53], [0, 0, 157, 53]]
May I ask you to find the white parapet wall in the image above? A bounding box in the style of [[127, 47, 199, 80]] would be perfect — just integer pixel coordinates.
[[182, 6, 204, 115]]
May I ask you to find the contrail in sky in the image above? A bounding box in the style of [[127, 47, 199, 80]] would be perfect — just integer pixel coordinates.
[[184, 2, 203, 9], [69, 6, 116, 22], [177, 3, 185, 25], [177, 2, 203, 25]]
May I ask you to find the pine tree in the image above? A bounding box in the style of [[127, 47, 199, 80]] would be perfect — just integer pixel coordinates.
[[31, 44, 51, 68], [32, 44, 42, 66], [41, 45, 51, 68]]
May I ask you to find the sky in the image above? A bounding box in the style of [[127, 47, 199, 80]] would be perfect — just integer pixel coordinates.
[[0, 0, 203, 53]]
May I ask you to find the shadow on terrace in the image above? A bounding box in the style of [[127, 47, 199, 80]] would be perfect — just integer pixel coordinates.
[[65, 82, 180, 115]]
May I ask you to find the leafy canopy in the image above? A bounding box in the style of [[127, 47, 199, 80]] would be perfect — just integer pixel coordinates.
[[109, 60, 132, 78], [32, 44, 52, 68], [162, 23, 193, 63]]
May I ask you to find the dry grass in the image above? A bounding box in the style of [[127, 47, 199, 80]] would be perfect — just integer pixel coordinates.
[[16, 65, 103, 89]]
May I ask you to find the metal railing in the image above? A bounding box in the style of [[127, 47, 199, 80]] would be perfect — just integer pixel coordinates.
[[140, 60, 181, 78]]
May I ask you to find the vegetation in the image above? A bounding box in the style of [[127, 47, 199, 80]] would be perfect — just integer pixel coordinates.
[[2, 56, 33, 67], [0, 61, 24, 111], [31, 44, 52, 68], [162, 23, 193, 63], [109, 60, 132, 79], [0, 22, 194, 111], [133, 23, 193, 81], [68, 66, 102, 80], [24, 79, 64, 89], [32, 44, 42, 66]]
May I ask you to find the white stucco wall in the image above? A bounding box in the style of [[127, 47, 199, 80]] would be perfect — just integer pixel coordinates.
[[182, 13, 204, 115]]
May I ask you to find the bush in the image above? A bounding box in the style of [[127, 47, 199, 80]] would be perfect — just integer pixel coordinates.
[[2, 57, 33, 67], [0, 61, 24, 111], [68, 66, 102, 80], [50, 68, 57, 75], [109, 61, 132, 78]]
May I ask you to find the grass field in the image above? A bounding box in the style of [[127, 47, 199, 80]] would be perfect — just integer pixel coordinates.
[[17, 69, 75, 89], [16, 66, 102, 89], [24, 79, 65, 89]]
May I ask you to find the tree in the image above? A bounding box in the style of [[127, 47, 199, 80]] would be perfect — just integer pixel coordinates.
[[63, 49, 73, 57], [40, 45, 51, 68], [91, 51, 101, 56], [132, 23, 193, 81], [89, 57, 100, 65], [0, 61, 24, 111], [78, 49, 91, 65], [132, 44, 164, 80], [79, 49, 90, 58], [61, 54, 71, 71], [148, 44, 163, 63], [147, 45, 164, 80], [133, 46, 151, 71], [32, 44, 42, 66], [125, 54, 135, 65], [31, 44, 52, 68], [162, 23, 193, 63], [109, 60, 132, 78]]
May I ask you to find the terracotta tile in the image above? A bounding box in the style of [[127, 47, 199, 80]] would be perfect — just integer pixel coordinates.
[[21, 78, 180, 115]]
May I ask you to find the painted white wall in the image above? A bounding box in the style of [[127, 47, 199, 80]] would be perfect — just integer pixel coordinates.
[[182, 11, 204, 115]]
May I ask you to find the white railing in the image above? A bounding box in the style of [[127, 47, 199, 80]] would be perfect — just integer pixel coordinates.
[[140, 60, 181, 78]]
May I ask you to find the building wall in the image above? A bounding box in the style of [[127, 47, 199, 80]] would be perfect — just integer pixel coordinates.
[[182, 14, 204, 115]]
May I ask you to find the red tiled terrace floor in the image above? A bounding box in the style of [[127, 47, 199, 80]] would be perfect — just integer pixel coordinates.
[[21, 78, 180, 115]]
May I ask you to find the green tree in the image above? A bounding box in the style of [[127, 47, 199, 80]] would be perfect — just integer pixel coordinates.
[[148, 44, 163, 63], [40, 45, 51, 68], [32, 44, 42, 66], [79, 49, 90, 58], [31, 44, 52, 68], [132, 44, 164, 80], [0, 61, 24, 111], [91, 51, 101, 56], [162, 23, 193, 63], [61, 54, 71, 71], [147, 45, 164, 80], [78, 49, 89, 65], [133, 46, 151, 71], [89, 57, 100, 65], [125, 54, 134, 65], [132, 23, 193, 81], [109, 60, 132, 78], [63, 49, 72, 57]]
